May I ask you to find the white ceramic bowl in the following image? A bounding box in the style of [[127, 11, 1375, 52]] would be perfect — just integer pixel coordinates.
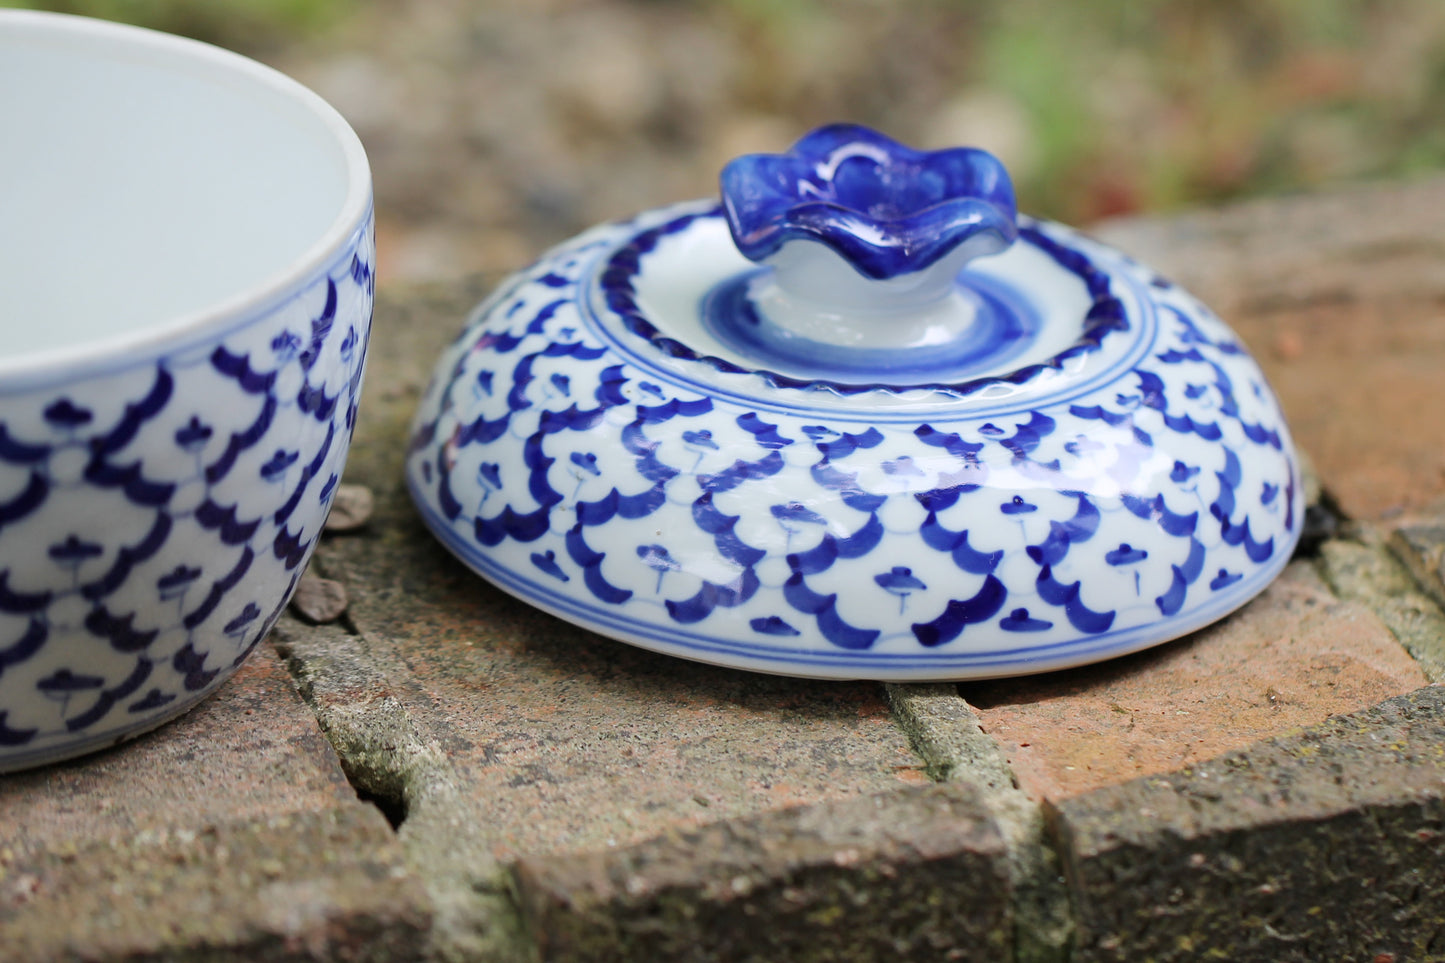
[[0, 11, 373, 771]]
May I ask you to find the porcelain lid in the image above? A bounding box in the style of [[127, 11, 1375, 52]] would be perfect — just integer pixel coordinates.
[[404, 125, 1302, 680]]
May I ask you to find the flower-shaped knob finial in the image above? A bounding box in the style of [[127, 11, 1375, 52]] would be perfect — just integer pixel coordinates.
[[721, 124, 1018, 297]]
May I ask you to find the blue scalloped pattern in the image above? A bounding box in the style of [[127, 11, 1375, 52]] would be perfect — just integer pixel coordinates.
[[406, 208, 1300, 677], [0, 218, 374, 768]]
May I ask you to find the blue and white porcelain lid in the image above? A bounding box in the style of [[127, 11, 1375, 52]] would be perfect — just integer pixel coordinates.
[[405, 125, 1301, 680]]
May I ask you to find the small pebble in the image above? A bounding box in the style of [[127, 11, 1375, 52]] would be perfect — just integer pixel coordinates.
[[291, 574, 349, 624], [324, 483, 375, 532]]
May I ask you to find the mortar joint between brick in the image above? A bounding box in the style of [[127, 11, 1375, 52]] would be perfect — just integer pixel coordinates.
[[885, 683, 1075, 963], [270, 621, 539, 962], [1388, 525, 1445, 611], [1315, 530, 1445, 684]]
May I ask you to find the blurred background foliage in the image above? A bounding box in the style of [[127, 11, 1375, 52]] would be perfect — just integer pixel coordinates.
[[10, 0, 1445, 282], [7, 0, 350, 49]]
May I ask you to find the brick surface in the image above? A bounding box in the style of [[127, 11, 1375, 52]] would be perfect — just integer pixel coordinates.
[[325, 286, 924, 857], [513, 783, 1012, 963], [313, 525, 924, 860], [0, 807, 428, 963], [1096, 177, 1445, 521], [960, 561, 1428, 801], [0, 648, 431, 961], [0, 651, 351, 852], [281, 283, 926, 959], [10, 179, 1441, 962], [1051, 685, 1445, 963]]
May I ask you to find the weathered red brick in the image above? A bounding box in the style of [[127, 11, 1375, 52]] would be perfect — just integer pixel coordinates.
[[960, 562, 1427, 801]]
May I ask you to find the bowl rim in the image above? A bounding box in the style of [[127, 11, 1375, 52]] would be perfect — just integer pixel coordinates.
[[0, 9, 373, 389]]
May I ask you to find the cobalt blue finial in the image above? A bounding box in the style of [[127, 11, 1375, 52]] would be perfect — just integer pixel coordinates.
[[719, 124, 1018, 281]]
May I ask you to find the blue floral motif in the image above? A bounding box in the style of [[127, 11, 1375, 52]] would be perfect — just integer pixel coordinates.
[[0, 215, 374, 772], [42, 399, 93, 429], [720, 124, 1018, 280], [999, 608, 1053, 633]]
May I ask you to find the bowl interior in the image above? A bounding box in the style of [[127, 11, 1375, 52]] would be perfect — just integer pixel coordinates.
[[0, 12, 365, 364]]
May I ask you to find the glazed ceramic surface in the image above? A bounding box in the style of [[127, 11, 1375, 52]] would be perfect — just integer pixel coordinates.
[[407, 126, 1299, 680], [0, 11, 373, 770]]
